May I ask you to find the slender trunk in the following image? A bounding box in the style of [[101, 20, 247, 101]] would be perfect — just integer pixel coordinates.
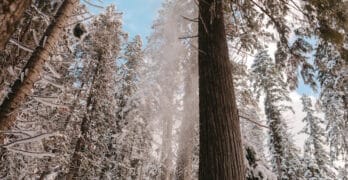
[[0, 0, 31, 49], [0, 0, 77, 144], [198, 0, 245, 179], [66, 54, 102, 180], [176, 54, 198, 180], [160, 113, 173, 180]]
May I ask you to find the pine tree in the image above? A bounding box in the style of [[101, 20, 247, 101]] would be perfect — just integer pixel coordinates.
[[113, 35, 152, 179], [176, 47, 198, 180], [315, 41, 348, 178], [66, 5, 123, 179], [301, 95, 333, 179], [231, 60, 275, 179], [252, 50, 304, 179], [145, 1, 190, 178]]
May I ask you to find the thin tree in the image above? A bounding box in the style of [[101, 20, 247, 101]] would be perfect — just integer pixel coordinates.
[[252, 50, 304, 179], [198, 0, 245, 179], [0, 0, 32, 49], [66, 52, 103, 180], [301, 95, 333, 179], [0, 0, 77, 143], [176, 52, 198, 180], [66, 6, 122, 179]]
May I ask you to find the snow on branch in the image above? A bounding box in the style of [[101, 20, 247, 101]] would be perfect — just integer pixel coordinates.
[[33, 97, 69, 109], [6, 147, 55, 158], [0, 130, 31, 137], [31, 4, 50, 25], [45, 61, 62, 78], [82, 0, 104, 9], [0, 132, 61, 148], [178, 35, 199, 40], [9, 38, 34, 53], [239, 115, 269, 129]]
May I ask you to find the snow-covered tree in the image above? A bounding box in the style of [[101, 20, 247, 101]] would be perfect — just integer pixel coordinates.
[[231, 60, 275, 180], [252, 50, 304, 179], [66, 5, 123, 179], [315, 41, 347, 178], [301, 95, 334, 179], [0, 1, 83, 178], [112, 35, 153, 179], [145, 0, 192, 178]]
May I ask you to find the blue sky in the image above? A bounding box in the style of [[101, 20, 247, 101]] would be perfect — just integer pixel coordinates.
[[86, 0, 163, 43]]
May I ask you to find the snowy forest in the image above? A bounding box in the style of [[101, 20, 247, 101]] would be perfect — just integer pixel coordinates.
[[0, 0, 347, 179]]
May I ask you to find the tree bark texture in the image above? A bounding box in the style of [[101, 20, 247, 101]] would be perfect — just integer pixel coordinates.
[[0, 0, 31, 50], [198, 0, 245, 179], [0, 0, 77, 144]]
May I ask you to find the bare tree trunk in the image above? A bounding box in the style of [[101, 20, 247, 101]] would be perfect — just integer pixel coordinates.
[[198, 0, 245, 179], [176, 54, 198, 180], [0, 0, 77, 144], [0, 0, 31, 49]]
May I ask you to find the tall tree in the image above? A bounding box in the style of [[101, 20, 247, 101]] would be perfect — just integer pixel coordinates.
[[301, 95, 333, 179], [252, 50, 304, 179], [113, 35, 152, 179], [231, 60, 275, 179], [0, 0, 32, 49], [145, 1, 187, 179], [176, 49, 198, 180], [198, 0, 245, 179], [66, 5, 123, 179], [0, 0, 78, 143]]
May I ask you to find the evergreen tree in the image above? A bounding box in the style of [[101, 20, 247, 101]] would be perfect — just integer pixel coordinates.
[[231, 60, 275, 179], [252, 50, 304, 179], [145, 1, 190, 178], [315, 41, 347, 178], [301, 95, 333, 179], [66, 5, 123, 179], [113, 35, 152, 179]]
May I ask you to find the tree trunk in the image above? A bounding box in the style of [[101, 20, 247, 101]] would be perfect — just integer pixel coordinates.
[[0, 0, 31, 50], [0, 0, 77, 144], [160, 113, 173, 180], [198, 0, 245, 179], [176, 53, 198, 180], [66, 54, 102, 180]]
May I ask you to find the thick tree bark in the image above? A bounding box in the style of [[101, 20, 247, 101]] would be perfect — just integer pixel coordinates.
[[198, 0, 245, 179], [0, 0, 31, 50], [0, 0, 77, 144], [176, 54, 198, 180]]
